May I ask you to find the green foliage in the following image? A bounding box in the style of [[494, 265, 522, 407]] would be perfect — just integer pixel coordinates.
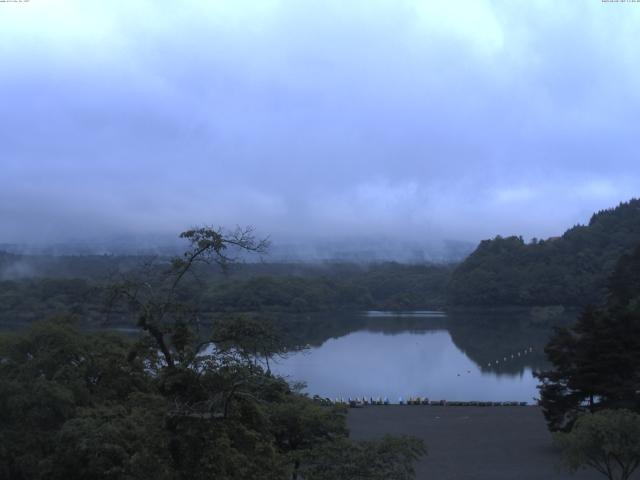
[[449, 199, 640, 306], [536, 244, 640, 431], [554, 409, 640, 480], [0, 278, 97, 323], [200, 263, 451, 313], [213, 314, 292, 370], [0, 262, 452, 326], [0, 320, 163, 480], [0, 227, 426, 479], [0, 320, 426, 480], [47, 402, 171, 480], [295, 435, 426, 480], [606, 244, 640, 314]]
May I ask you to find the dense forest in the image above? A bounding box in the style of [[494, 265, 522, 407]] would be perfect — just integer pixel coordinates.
[[2, 199, 640, 323], [0, 228, 427, 480], [1, 205, 639, 478], [536, 243, 640, 431], [448, 199, 640, 306], [0, 261, 452, 325]]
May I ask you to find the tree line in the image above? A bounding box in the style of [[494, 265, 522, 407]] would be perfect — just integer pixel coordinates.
[[0, 227, 426, 480], [448, 198, 640, 306], [0, 262, 452, 326]]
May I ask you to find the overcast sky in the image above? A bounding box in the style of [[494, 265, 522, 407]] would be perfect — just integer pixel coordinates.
[[1, 0, 639, 248]]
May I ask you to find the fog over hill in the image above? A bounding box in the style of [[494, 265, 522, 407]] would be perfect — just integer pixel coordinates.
[[2, 1, 640, 247], [0, 236, 474, 264]]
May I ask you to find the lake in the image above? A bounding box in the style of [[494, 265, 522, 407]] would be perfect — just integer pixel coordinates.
[[271, 309, 572, 404], [0, 307, 573, 405]]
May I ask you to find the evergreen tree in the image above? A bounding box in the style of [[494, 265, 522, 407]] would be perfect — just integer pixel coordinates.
[[449, 198, 640, 306], [536, 245, 640, 431]]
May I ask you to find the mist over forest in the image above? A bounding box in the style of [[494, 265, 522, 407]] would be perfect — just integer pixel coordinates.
[[2, 1, 640, 250], [2, 2, 640, 480]]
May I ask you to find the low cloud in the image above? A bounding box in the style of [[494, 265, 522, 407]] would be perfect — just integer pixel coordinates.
[[1, 1, 638, 248]]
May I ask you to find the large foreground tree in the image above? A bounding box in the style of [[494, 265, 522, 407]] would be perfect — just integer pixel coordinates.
[[1, 226, 426, 480], [555, 409, 640, 480]]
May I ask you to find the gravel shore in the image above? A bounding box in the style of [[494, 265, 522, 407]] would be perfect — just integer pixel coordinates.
[[348, 406, 620, 480]]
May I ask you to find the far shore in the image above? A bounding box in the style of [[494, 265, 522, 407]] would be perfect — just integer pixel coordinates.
[[347, 406, 616, 480]]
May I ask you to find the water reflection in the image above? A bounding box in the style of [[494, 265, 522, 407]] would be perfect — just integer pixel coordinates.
[[0, 307, 576, 404], [365, 310, 447, 318], [272, 309, 576, 404]]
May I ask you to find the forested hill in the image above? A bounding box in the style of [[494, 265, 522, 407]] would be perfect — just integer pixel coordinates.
[[448, 198, 640, 306]]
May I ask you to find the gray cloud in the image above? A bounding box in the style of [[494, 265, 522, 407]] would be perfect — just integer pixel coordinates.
[[1, 0, 639, 249]]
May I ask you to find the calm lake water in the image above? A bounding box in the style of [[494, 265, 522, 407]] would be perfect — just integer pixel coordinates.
[[1, 307, 574, 405], [271, 309, 572, 404]]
